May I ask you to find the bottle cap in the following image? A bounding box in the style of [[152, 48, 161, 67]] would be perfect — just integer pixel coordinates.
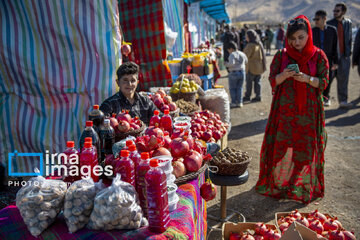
[[149, 159, 159, 167], [93, 105, 99, 110], [154, 110, 159, 115], [129, 145, 136, 152], [121, 150, 130, 158], [141, 152, 150, 160], [164, 109, 169, 115], [84, 137, 92, 143], [66, 141, 75, 148], [86, 121, 93, 127], [104, 119, 110, 124], [112, 113, 116, 118], [126, 140, 134, 147], [84, 142, 92, 148]]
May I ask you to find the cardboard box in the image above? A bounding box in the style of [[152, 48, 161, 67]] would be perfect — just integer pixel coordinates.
[[280, 222, 327, 240], [220, 132, 228, 151], [222, 222, 278, 240]]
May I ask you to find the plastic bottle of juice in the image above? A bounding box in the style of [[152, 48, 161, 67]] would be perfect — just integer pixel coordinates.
[[145, 159, 170, 233], [79, 121, 100, 157], [114, 150, 135, 187], [149, 110, 161, 126], [63, 141, 79, 182], [98, 119, 115, 162], [160, 109, 173, 135], [129, 144, 141, 186], [80, 141, 99, 182], [136, 152, 150, 218], [83, 137, 97, 156], [88, 104, 104, 132], [123, 139, 134, 151]]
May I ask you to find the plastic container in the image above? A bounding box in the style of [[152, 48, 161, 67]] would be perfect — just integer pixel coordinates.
[[63, 141, 79, 183], [167, 174, 176, 185], [167, 183, 178, 202], [88, 105, 105, 132], [136, 152, 150, 218], [173, 121, 191, 131], [145, 159, 170, 233], [168, 194, 179, 212], [151, 155, 173, 174], [80, 142, 99, 182], [174, 116, 192, 123], [114, 150, 135, 187], [98, 119, 115, 162]]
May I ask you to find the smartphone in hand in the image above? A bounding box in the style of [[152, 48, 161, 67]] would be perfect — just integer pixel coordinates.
[[286, 64, 300, 73]]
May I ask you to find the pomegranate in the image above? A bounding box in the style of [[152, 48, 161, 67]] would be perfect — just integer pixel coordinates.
[[117, 111, 132, 123], [329, 230, 345, 240], [161, 104, 170, 112], [253, 235, 264, 240], [154, 98, 164, 108], [332, 217, 343, 229], [153, 93, 162, 100], [296, 216, 309, 227], [183, 133, 194, 150], [202, 130, 213, 141], [118, 121, 131, 132], [191, 131, 202, 139], [163, 134, 172, 149], [145, 126, 164, 138], [279, 222, 289, 232], [343, 231, 356, 240], [200, 181, 217, 201], [172, 160, 186, 178], [170, 138, 190, 158], [194, 118, 205, 125], [309, 209, 328, 224], [323, 219, 339, 231], [309, 220, 324, 234], [169, 102, 177, 111], [130, 123, 140, 130], [163, 95, 172, 104], [156, 89, 166, 98], [121, 44, 131, 56], [240, 233, 255, 240], [183, 150, 202, 172], [263, 229, 274, 240], [148, 135, 162, 150], [212, 130, 222, 141], [152, 147, 171, 157], [272, 232, 281, 240], [171, 128, 185, 139], [229, 232, 241, 240], [109, 114, 119, 129], [290, 209, 302, 220], [255, 222, 267, 235]]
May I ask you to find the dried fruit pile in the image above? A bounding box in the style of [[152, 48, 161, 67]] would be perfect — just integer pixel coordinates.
[[211, 148, 250, 164], [175, 99, 199, 115]]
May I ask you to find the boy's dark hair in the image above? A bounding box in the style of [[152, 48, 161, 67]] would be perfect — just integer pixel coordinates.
[[224, 25, 230, 31], [116, 62, 139, 80], [336, 2, 347, 13], [315, 10, 327, 18], [228, 41, 238, 50], [286, 21, 308, 39]]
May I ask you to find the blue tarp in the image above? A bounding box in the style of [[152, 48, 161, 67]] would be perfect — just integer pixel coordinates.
[[185, 0, 230, 23]]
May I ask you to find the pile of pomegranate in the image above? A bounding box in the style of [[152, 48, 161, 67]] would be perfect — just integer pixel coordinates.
[[277, 209, 356, 239], [229, 223, 281, 240], [109, 110, 142, 134], [190, 110, 228, 142], [149, 89, 177, 113]]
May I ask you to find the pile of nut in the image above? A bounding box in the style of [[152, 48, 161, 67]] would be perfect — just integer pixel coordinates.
[[87, 176, 148, 231], [64, 179, 97, 233], [175, 99, 199, 114], [16, 177, 67, 236], [211, 147, 250, 164]]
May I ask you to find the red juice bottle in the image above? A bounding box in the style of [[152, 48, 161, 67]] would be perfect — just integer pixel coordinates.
[[129, 144, 141, 172], [83, 137, 98, 157], [114, 150, 135, 187], [136, 152, 150, 218], [149, 110, 161, 126], [80, 142, 99, 182], [63, 141, 79, 183], [122, 139, 134, 151], [160, 109, 173, 135], [145, 159, 170, 233]]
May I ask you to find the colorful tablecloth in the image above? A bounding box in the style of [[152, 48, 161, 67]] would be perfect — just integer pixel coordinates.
[[0, 173, 207, 240]]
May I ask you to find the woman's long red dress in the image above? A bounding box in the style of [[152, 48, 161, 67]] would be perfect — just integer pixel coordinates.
[[255, 49, 329, 203]]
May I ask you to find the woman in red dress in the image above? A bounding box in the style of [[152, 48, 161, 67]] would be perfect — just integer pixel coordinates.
[[255, 15, 329, 203]]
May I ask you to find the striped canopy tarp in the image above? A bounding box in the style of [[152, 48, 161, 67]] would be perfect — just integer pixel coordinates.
[[118, 0, 172, 91], [0, 0, 122, 174]]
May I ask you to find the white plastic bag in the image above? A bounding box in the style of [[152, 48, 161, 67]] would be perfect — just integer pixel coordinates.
[[164, 21, 178, 50], [87, 174, 148, 230], [200, 88, 231, 125], [16, 175, 67, 236]]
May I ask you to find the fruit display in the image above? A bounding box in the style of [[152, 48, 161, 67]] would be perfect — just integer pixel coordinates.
[[170, 78, 199, 94], [149, 89, 177, 112], [228, 222, 281, 240], [114, 110, 143, 134], [276, 210, 357, 239], [190, 110, 228, 142], [175, 99, 200, 115]]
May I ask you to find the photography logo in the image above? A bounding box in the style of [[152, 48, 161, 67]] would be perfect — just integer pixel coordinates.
[[8, 150, 44, 177]]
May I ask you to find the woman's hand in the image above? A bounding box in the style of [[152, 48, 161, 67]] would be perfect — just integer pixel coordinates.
[[293, 72, 309, 83], [281, 68, 296, 79]]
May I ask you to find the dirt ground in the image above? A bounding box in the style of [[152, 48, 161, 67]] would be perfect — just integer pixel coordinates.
[[207, 51, 360, 239]]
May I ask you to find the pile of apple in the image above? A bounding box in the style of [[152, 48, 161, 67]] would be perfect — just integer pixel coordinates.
[[108, 110, 142, 134], [277, 209, 356, 239], [229, 223, 281, 240], [150, 89, 177, 113], [190, 110, 228, 142]]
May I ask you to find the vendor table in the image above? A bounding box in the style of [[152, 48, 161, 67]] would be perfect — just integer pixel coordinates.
[[0, 173, 207, 240]]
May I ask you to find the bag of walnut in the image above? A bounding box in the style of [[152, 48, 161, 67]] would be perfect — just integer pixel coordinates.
[[16, 174, 67, 237], [87, 174, 148, 231], [63, 178, 106, 233]]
